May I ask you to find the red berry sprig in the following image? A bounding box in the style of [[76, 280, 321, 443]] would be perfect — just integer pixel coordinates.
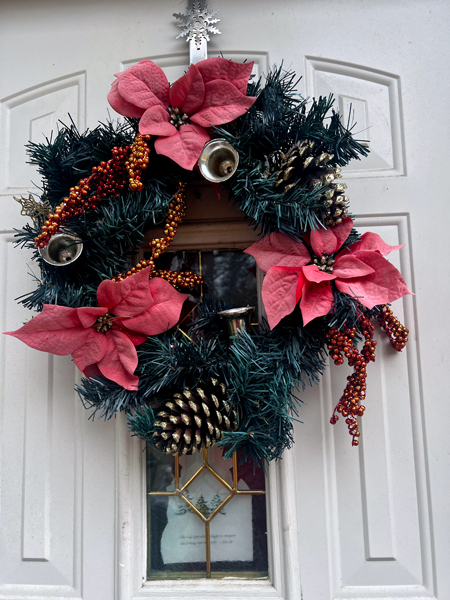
[[34, 146, 130, 248], [327, 314, 376, 446], [377, 305, 409, 351], [34, 134, 153, 249]]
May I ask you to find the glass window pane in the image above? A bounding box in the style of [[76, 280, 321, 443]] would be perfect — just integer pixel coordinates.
[[147, 449, 175, 492], [143, 249, 258, 311], [210, 495, 268, 577], [148, 495, 206, 579], [147, 446, 268, 580]]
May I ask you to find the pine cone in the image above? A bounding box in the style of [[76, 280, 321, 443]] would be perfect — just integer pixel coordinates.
[[269, 140, 350, 226], [273, 140, 334, 194], [152, 378, 238, 456]]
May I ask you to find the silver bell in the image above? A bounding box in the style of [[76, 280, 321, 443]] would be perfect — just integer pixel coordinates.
[[198, 138, 239, 183], [39, 230, 83, 266], [218, 306, 254, 337]]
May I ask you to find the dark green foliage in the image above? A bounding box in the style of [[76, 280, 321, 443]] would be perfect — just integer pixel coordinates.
[[13, 65, 372, 464]]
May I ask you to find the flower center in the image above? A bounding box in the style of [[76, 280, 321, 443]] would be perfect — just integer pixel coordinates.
[[95, 313, 115, 333], [168, 107, 190, 129], [313, 254, 335, 273]]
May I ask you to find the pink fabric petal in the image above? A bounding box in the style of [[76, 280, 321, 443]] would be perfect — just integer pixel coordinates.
[[335, 251, 413, 308], [331, 217, 354, 251], [125, 278, 188, 336], [96, 267, 153, 317], [169, 64, 205, 115], [117, 60, 170, 110], [302, 264, 336, 283], [261, 266, 303, 329], [196, 58, 254, 95], [300, 280, 334, 326], [114, 323, 147, 346], [81, 363, 103, 380], [77, 306, 108, 328], [349, 232, 405, 256], [333, 254, 375, 279], [296, 271, 306, 303], [72, 330, 109, 372], [191, 80, 256, 127], [96, 331, 139, 391], [310, 217, 353, 256], [154, 124, 210, 171], [244, 232, 311, 273], [4, 304, 95, 355], [107, 79, 145, 119], [139, 105, 177, 136]]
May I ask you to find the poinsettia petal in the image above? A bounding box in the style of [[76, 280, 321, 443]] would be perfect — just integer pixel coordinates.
[[107, 79, 145, 119], [303, 264, 336, 283], [139, 105, 176, 136], [310, 217, 353, 256], [96, 267, 153, 317], [335, 251, 413, 308], [244, 232, 311, 273], [333, 254, 375, 279], [349, 232, 405, 256], [117, 60, 170, 110], [77, 306, 108, 328], [169, 64, 205, 115], [300, 280, 334, 326], [331, 217, 354, 251], [154, 124, 210, 171], [191, 80, 256, 127], [113, 322, 147, 346], [96, 331, 139, 391], [296, 271, 306, 303], [125, 277, 188, 336], [4, 304, 95, 355], [196, 58, 255, 95], [310, 226, 337, 256], [72, 330, 109, 372], [261, 266, 303, 329], [81, 363, 103, 380]]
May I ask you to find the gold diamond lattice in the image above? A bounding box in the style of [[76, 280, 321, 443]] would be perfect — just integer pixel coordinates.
[[148, 448, 265, 578]]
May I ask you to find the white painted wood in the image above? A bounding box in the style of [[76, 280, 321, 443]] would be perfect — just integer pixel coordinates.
[[1, 1, 449, 599]]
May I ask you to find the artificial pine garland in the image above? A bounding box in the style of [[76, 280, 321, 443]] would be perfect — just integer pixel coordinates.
[[5, 59, 411, 465]]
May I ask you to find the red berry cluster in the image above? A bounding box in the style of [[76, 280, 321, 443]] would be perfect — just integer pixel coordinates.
[[34, 145, 131, 248], [327, 314, 377, 446], [377, 305, 409, 351]]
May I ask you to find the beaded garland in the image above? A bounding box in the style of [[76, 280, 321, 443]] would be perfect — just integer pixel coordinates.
[[5, 59, 412, 463]]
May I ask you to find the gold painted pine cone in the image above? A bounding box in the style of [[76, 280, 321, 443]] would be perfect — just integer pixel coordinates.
[[272, 140, 350, 226], [152, 378, 238, 456]]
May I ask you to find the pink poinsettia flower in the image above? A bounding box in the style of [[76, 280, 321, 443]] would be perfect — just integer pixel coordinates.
[[108, 57, 256, 170], [245, 217, 412, 328], [4, 268, 188, 390]]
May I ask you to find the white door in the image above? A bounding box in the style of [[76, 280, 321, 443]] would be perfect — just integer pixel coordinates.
[[1, 1, 448, 598]]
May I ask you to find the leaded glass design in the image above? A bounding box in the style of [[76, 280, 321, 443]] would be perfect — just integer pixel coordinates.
[[147, 447, 268, 579]]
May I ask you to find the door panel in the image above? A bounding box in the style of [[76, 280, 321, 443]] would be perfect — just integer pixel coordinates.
[[1, 1, 448, 598]]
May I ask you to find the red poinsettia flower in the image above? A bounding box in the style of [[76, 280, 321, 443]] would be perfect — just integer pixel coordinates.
[[108, 57, 256, 170], [245, 218, 412, 328], [4, 268, 188, 390]]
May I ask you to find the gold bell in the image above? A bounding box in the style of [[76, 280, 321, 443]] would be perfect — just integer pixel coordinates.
[[39, 229, 83, 266], [198, 138, 239, 183], [218, 306, 254, 337]]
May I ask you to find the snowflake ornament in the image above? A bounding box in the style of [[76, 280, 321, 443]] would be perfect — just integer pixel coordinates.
[[173, 2, 221, 50]]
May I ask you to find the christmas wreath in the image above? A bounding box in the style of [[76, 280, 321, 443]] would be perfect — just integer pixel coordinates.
[[5, 58, 411, 464]]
